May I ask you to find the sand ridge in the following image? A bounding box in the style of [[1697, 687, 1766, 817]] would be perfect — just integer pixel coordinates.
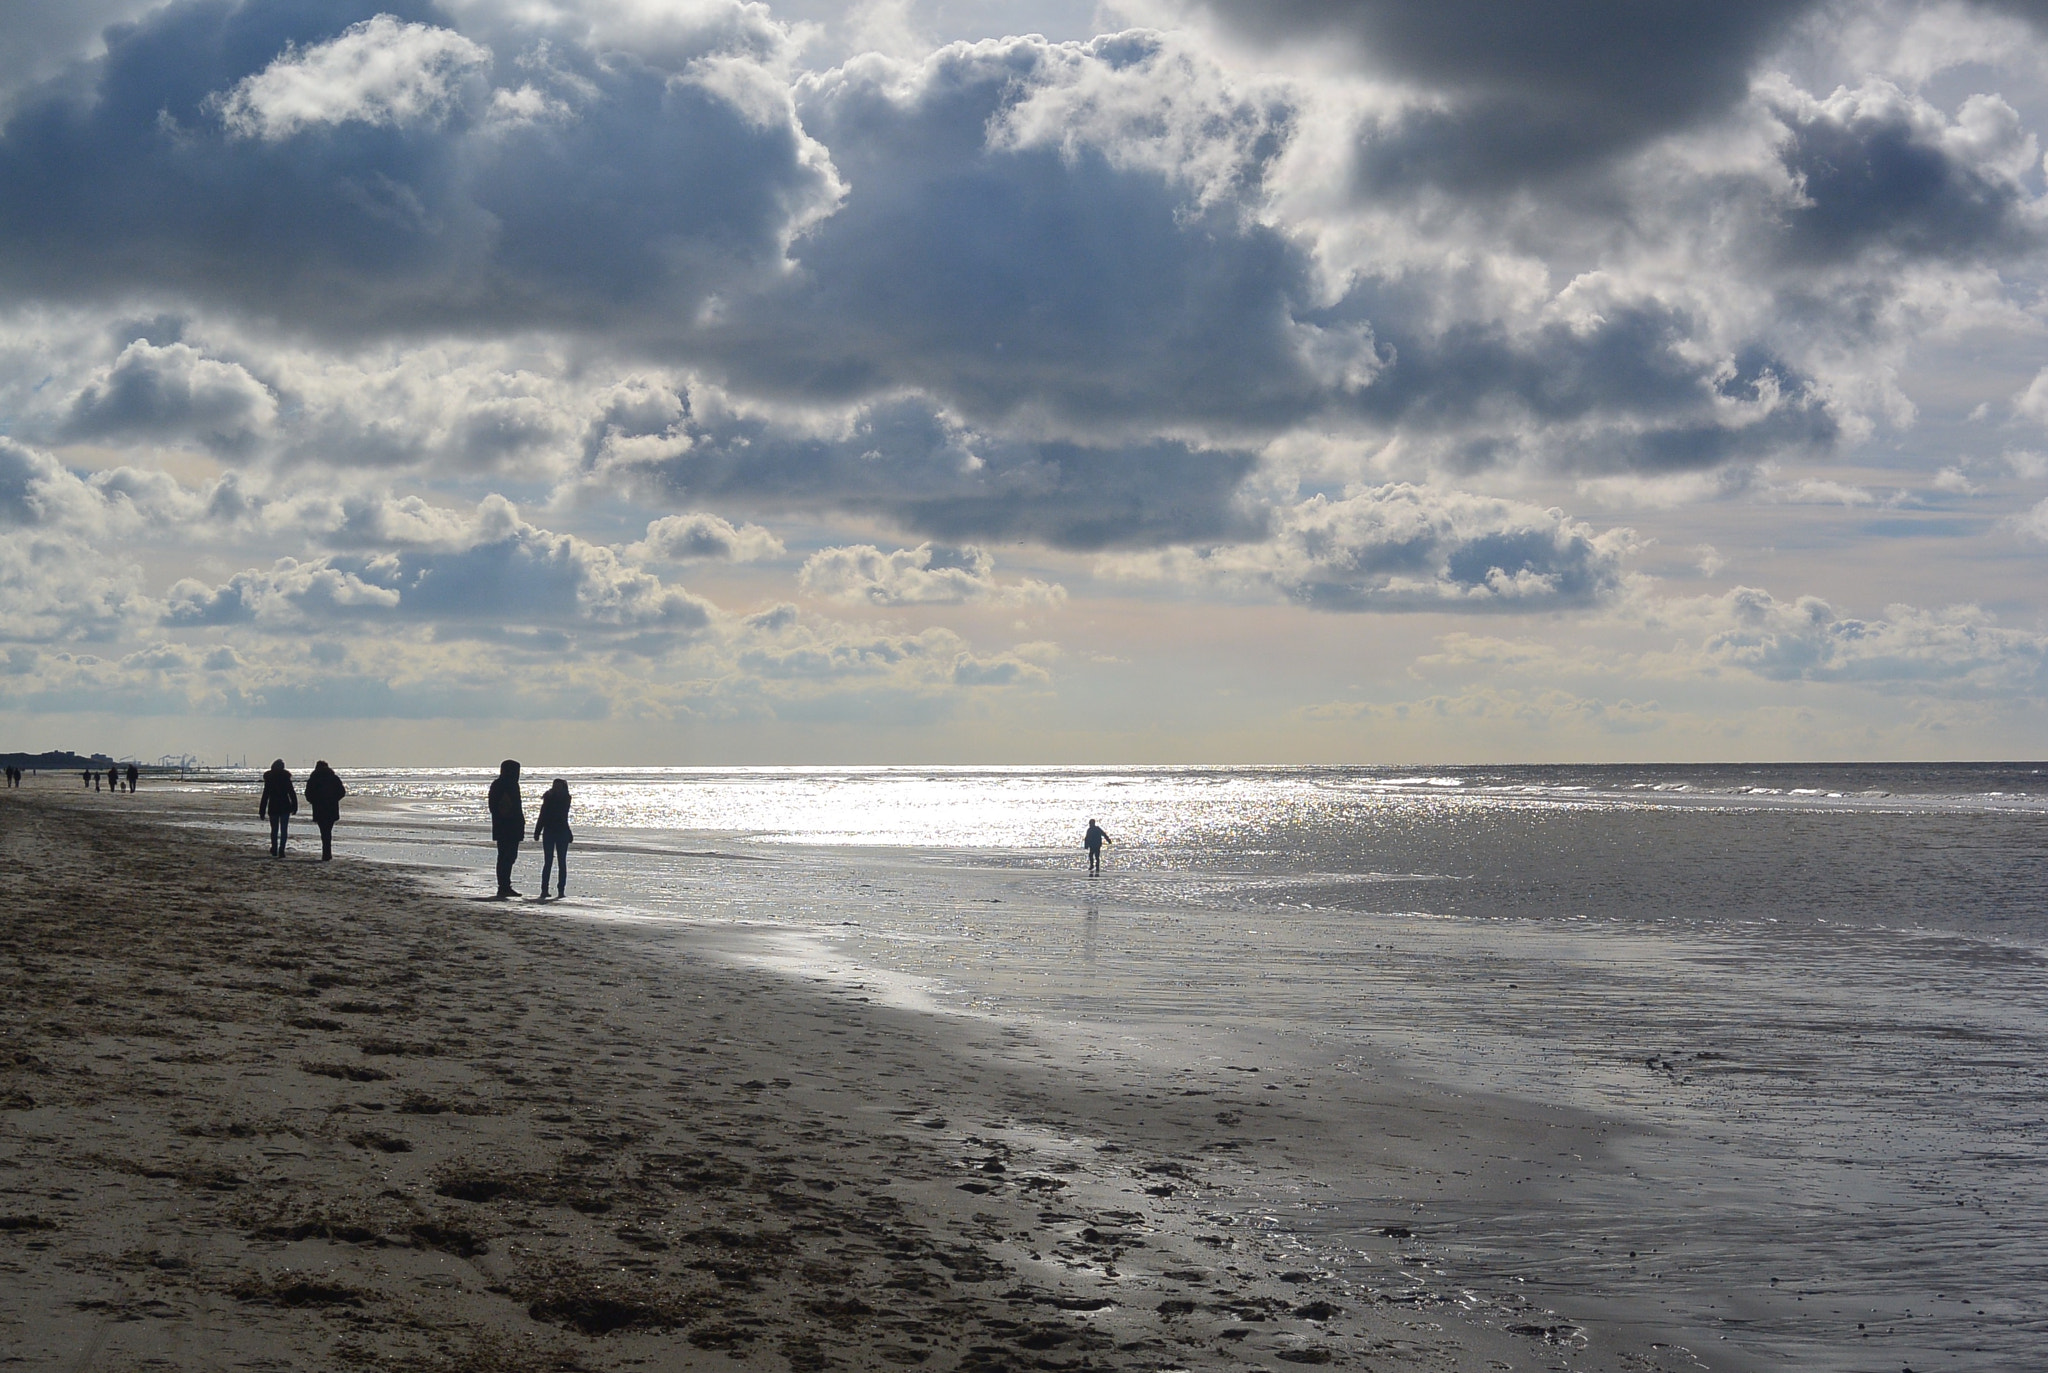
[[1, 792, 1687, 1371]]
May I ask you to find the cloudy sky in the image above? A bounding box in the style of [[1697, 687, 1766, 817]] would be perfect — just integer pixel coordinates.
[[4, 0, 2048, 765]]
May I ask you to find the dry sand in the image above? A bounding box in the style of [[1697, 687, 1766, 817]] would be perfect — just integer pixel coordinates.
[[1, 790, 1695, 1372]]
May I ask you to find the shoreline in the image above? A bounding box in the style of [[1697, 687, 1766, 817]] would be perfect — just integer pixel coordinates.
[[2, 792, 1703, 1371]]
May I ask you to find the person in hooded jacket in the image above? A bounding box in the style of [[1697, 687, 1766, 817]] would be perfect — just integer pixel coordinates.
[[487, 759, 524, 898], [304, 760, 348, 862], [259, 759, 298, 857], [533, 778, 572, 900]]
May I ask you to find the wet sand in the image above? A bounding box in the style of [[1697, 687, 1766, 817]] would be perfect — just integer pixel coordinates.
[[1, 791, 1696, 1371]]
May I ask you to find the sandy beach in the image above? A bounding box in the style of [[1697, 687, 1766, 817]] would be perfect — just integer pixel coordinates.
[[1, 789, 1695, 1372]]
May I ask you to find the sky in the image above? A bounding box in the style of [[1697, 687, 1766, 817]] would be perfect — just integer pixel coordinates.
[[4, 0, 2048, 765]]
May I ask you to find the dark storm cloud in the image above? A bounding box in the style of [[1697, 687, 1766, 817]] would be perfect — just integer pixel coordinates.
[[597, 396, 1266, 551], [706, 34, 1329, 433], [1195, 0, 1816, 187], [0, 0, 836, 334], [1771, 96, 2038, 264]]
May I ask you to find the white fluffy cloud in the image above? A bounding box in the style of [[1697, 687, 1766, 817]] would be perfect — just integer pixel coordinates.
[[1694, 586, 2048, 692], [630, 511, 785, 564], [214, 15, 491, 140], [0, 437, 216, 535], [799, 542, 1064, 605], [735, 604, 1055, 690], [162, 496, 715, 640]]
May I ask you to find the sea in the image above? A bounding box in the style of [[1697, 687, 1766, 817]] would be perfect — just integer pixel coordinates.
[[177, 762, 2048, 1370]]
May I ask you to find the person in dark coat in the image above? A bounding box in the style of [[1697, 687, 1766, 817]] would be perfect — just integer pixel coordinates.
[[259, 759, 298, 857], [304, 760, 347, 862], [487, 759, 524, 898], [1083, 818, 1111, 876], [533, 777, 572, 900], [107, 764, 119, 795], [125, 763, 138, 792]]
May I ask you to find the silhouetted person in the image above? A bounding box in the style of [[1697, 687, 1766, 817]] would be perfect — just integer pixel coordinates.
[[107, 765, 119, 795], [1084, 818, 1111, 876], [304, 760, 347, 862], [259, 759, 297, 857], [487, 759, 524, 898], [82, 769, 91, 789], [534, 778, 572, 900], [125, 763, 138, 793]]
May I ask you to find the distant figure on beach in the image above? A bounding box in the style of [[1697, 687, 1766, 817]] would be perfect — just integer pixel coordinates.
[[304, 761, 347, 862], [106, 764, 119, 795], [125, 763, 138, 793], [534, 778, 572, 900], [259, 759, 298, 857], [487, 760, 524, 898], [1084, 818, 1111, 876], [82, 769, 91, 789]]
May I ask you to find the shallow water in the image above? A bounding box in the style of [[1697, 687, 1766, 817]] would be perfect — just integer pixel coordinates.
[[173, 763, 2048, 1370]]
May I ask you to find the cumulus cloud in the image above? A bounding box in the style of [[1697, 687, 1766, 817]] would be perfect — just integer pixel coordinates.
[[629, 511, 784, 564], [0, 533, 153, 643], [63, 340, 277, 450], [0, 436, 217, 534], [0, 437, 106, 530], [1764, 79, 2042, 266], [2014, 366, 2048, 426], [1696, 586, 2048, 692], [2012, 495, 2048, 541], [729, 32, 1348, 432], [162, 496, 713, 641], [214, 15, 491, 141], [799, 542, 1064, 605], [1107, 484, 1632, 611], [734, 608, 1054, 690]]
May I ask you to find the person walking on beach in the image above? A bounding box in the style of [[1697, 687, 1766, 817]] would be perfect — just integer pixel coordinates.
[[125, 763, 138, 792], [1084, 818, 1111, 876], [304, 760, 347, 862], [487, 759, 524, 898], [259, 759, 297, 857], [534, 777, 572, 900], [107, 764, 119, 795]]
